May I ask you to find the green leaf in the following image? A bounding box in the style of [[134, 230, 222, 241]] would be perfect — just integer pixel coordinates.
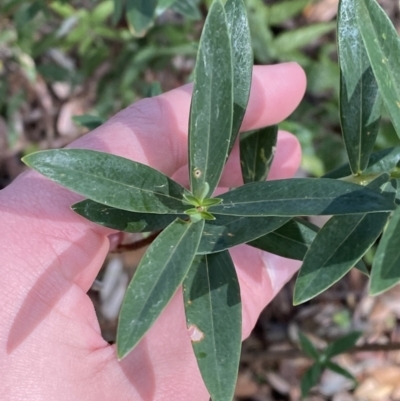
[[183, 251, 241, 401], [324, 331, 362, 358], [240, 126, 278, 184], [293, 180, 395, 305], [370, 205, 400, 295], [268, 0, 314, 26], [72, 114, 105, 130], [301, 363, 323, 398], [209, 179, 395, 217], [274, 22, 336, 54], [324, 147, 400, 179], [189, 0, 233, 198], [72, 199, 183, 232], [249, 217, 318, 260], [112, 0, 125, 25], [198, 215, 289, 254], [117, 219, 204, 359], [298, 331, 320, 361], [325, 361, 357, 383], [126, 0, 157, 37], [225, 0, 253, 152], [338, 0, 381, 174], [171, 0, 201, 20], [356, 0, 400, 138], [22, 149, 187, 214]]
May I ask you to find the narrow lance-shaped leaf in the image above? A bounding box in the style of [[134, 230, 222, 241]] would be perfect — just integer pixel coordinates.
[[370, 205, 400, 295], [338, 0, 381, 174], [249, 218, 319, 260], [225, 0, 253, 152], [126, 0, 157, 37], [172, 0, 201, 20], [183, 251, 241, 401], [198, 214, 289, 254], [72, 199, 183, 233], [293, 180, 396, 305], [240, 126, 278, 184], [325, 362, 357, 383], [356, 0, 400, 138], [324, 147, 400, 179], [324, 331, 362, 358], [209, 178, 395, 217], [189, 0, 233, 198], [117, 219, 204, 359], [249, 217, 369, 275], [298, 331, 320, 361], [301, 363, 323, 398], [22, 149, 187, 214]]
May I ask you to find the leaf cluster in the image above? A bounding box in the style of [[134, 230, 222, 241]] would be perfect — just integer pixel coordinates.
[[21, 0, 400, 399]]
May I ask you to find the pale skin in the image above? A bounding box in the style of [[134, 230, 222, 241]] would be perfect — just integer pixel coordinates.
[[0, 63, 306, 401]]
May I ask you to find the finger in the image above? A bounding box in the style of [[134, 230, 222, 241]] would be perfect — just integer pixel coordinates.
[[172, 130, 301, 189], [72, 63, 306, 177], [230, 245, 301, 339]]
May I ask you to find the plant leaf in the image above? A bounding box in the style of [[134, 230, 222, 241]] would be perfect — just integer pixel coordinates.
[[338, 0, 381, 174], [117, 219, 204, 359], [171, 0, 201, 20], [274, 22, 335, 54], [248, 217, 318, 260], [249, 217, 369, 275], [126, 0, 157, 37], [325, 361, 357, 383], [189, 0, 233, 198], [183, 251, 241, 401], [298, 331, 320, 361], [324, 147, 400, 179], [268, 0, 314, 26], [324, 331, 362, 358], [198, 215, 289, 254], [225, 0, 252, 152], [72, 199, 183, 232], [22, 149, 187, 214], [112, 0, 125, 25], [370, 205, 400, 295], [240, 126, 278, 184], [356, 0, 400, 138], [301, 363, 323, 398], [293, 180, 395, 305], [209, 179, 395, 217], [72, 114, 105, 130]]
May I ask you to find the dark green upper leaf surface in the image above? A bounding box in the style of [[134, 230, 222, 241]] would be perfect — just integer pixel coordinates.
[[240, 126, 278, 184], [324, 331, 362, 358], [23, 149, 187, 214], [189, 0, 233, 198], [249, 218, 318, 261], [370, 205, 400, 295], [225, 0, 253, 152], [324, 147, 400, 179], [209, 179, 395, 217], [338, 0, 381, 174], [183, 251, 241, 401], [301, 363, 323, 398], [325, 361, 357, 383], [117, 219, 204, 359], [72, 199, 182, 232], [298, 331, 320, 360], [126, 0, 157, 37], [356, 0, 400, 138], [293, 180, 395, 305], [198, 214, 289, 254]]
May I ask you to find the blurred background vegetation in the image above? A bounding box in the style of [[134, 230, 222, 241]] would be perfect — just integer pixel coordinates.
[[2, 1, 400, 400]]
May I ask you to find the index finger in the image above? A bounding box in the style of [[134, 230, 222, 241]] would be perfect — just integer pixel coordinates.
[[73, 63, 306, 176]]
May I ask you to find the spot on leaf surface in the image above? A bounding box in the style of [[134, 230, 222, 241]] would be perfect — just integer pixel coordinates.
[[188, 324, 205, 342]]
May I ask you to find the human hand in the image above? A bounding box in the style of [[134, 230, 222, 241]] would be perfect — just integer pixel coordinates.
[[0, 63, 306, 401]]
